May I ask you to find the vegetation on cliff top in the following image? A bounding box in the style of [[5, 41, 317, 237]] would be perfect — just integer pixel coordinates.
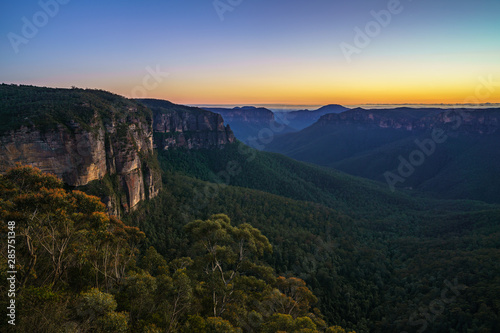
[[0, 84, 152, 135]]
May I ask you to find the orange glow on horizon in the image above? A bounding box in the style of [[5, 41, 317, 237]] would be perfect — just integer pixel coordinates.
[[115, 84, 500, 107], [108, 56, 500, 106]]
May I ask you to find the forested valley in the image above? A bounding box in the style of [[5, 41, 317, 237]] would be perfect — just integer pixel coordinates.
[[1, 86, 499, 332]]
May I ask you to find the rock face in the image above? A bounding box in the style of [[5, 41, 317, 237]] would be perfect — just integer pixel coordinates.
[[0, 123, 107, 186], [0, 87, 236, 215], [139, 99, 236, 150], [0, 86, 162, 214], [0, 113, 161, 213], [153, 111, 235, 149], [205, 106, 276, 124]]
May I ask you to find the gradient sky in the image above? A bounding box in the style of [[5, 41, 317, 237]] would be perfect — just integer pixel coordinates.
[[1, 0, 499, 105]]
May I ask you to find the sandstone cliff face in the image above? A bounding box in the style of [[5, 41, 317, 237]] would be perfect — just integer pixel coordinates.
[[138, 99, 236, 150], [0, 102, 161, 214], [154, 111, 235, 150], [0, 88, 235, 215], [318, 108, 500, 135]]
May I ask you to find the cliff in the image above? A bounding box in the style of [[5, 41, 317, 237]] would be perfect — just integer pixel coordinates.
[[0, 87, 238, 214], [0, 85, 161, 214], [138, 99, 236, 150]]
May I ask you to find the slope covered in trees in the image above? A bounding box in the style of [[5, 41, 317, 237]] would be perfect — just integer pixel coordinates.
[[0, 165, 353, 333], [121, 142, 500, 332]]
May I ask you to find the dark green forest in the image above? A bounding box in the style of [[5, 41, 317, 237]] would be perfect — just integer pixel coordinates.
[[0, 165, 353, 333], [124, 142, 500, 332]]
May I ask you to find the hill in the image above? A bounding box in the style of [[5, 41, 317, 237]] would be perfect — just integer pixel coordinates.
[[274, 104, 349, 131]]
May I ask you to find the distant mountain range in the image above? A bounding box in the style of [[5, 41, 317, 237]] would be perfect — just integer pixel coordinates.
[[203, 104, 349, 147], [266, 107, 500, 203], [274, 104, 349, 130]]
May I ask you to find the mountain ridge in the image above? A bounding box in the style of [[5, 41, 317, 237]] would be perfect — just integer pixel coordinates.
[[274, 104, 349, 130], [266, 107, 500, 203]]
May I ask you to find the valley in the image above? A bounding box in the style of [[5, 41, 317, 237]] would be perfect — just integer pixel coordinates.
[[1, 85, 499, 332]]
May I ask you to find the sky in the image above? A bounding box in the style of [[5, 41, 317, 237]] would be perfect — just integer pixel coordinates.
[[1, 0, 499, 105]]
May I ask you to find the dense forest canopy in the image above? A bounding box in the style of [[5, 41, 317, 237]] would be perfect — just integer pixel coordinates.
[[125, 143, 500, 332], [0, 165, 355, 333]]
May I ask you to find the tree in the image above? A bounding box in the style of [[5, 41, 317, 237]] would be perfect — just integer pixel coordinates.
[[76, 288, 129, 332], [185, 214, 272, 317], [273, 276, 318, 318], [182, 315, 240, 333], [0, 165, 144, 292], [155, 268, 193, 332]]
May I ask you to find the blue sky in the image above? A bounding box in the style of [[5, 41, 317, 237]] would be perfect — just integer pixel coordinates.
[[1, 0, 499, 104]]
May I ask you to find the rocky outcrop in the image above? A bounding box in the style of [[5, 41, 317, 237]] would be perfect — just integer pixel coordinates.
[[0, 116, 160, 212], [0, 123, 108, 186], [154, 112, 235, 149], [139, 99, 236, 150], [0, 88, 236, 214]]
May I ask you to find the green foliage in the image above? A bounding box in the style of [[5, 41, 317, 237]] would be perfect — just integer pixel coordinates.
[[15, 286, 70, 333], [204, 317, 241, 333], [185, 214, 273, 318], [261, 313, 319, 332], [261, 313, 295, 332], [326, 326, 356, 333], [0, 165, 143, 332], [97, 311, 130, 333], [76, 288, 118, 318], [140, 246, 169, 276], [76, 288, 129, 332], [155, 141, 430, 221], [125, 142, 500, 332], [0, 165, 143, 294]]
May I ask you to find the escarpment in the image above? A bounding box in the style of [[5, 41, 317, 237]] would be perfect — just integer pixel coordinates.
[[0, 85, 161, 214], [0, 86, 237, 214]]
